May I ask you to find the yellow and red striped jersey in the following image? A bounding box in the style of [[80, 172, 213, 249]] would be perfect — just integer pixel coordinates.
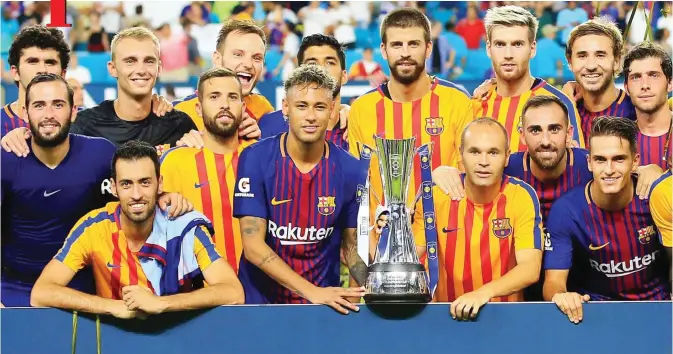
[[159, 140, 255, 273], [173, 91, 274, 131], [54, 202, 219, 299], [348, 77, 474, 239], [649, 170, 672, 248], [412, 176, 543, 302], [473, 78, 585, 152]]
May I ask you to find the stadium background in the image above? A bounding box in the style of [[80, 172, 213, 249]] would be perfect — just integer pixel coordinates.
[[1, 1, 672, 353], [3, 1, 672, 105]]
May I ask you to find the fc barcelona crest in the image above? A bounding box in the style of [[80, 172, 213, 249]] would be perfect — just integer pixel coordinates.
[[492, 218, 512, 238], [425, 117, 444, 136], [637, 225, 656, 244], [318, 196, 336, 216]]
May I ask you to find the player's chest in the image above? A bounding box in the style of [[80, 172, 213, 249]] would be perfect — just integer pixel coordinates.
[[266, 178, 344, 225], [10, 167, 104, 218]]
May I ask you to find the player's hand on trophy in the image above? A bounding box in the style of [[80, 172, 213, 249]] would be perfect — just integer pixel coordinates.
[[151, 93, 174, 117], [1, 126, 31, 157], [450, 289, 492, 321], [635, 164, 664, 199], [472, 78, 496, 101], [306, 286, 366, 315], [238, 111, 261, 139], [551, 292, 590, 324], [561, 81, 583, 102], [432, 166, 465, 200], [177, 129, 205, 148]]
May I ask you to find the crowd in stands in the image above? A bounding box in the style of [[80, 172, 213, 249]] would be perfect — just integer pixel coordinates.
[[1, 1, 671, 84]]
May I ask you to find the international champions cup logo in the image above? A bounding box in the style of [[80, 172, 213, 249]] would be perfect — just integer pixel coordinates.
[[390, 154, 402, 178]]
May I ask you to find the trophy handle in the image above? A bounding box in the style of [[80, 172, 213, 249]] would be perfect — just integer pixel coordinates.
[[414, 141, 434, 155]]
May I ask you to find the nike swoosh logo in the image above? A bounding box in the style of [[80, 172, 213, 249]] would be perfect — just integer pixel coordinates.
[[589, 242, 610, 251], [106, 261, 121, 268], [442, 227, 460, 233], [43, 190, 62, 197], [271, 197, 292, 206], [194, 181, 210, 189]]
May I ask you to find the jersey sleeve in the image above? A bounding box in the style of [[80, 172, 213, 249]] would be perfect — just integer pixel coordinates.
[[54, 214, 96, 272], [347, 101, 364, 158], [193, 225, 222, 270], [512, 183, 544, 251], [232, 146, 269, 220], [649, 182, 672, 247], [158, 148, 183, 194], [543, 199, 575, 270]]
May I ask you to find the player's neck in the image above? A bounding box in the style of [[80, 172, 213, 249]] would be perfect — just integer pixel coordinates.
[[495, 74, 534, 97], [203, 130, 239, 155], [31, 136, 71, 169], [327, 94, 342, 130], [11, 87, 28, 122], [582, 85, 619, 112], [530, 149, 568, 182], [286, 133, 324, 172], [388, 73, 432, 102], [590, 180, 634, 212], [464, 177, 501, 204], [636, 106, 671, 136], [120, 211, 155, 251], [114, 90, 152, 122]]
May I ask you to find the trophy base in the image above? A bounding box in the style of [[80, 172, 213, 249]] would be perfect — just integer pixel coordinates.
[[363, 263, 431, 304]]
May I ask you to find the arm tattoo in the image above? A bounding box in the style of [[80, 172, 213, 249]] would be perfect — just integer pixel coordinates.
[[257, 251, 278, 268], [342, 229, 368, 286], [241, 217, 263, 237]]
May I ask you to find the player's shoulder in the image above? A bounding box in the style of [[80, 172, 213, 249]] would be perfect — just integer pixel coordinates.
[[70, 133, 115, 150], [433, 77, 471, 99], [351, 85, 382, 109], [507, 151, 526, 166], [77, 100, 114, 121], [159, 145, 199, 164], [551, 181, 589, 212], [258, 109, 285, 137], [240, 134, 280, 158], [246, 93, 275, 117], [329, 140, 363, 167], [504, 175, 538, 201], [74, 202, 118, 232], [535, 78, 576, 106], [649, 170, 672, 200], [172, 90, 198, 107]]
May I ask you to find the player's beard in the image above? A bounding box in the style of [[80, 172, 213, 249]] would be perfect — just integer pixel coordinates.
[[494, 60, 528, 83], [634, 94, 667, 115], [203, 110, 240, 139], [530, 145, 566, 170], [29, 118, 71, 148], [579, 69, 614, 94], [390, 58, 425, 85], [121, 195, 156, 224]]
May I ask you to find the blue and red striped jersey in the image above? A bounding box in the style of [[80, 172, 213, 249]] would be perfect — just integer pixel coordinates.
[[544, 177, 670, 301], [637, 130, 671, 170], [505, 148, 593, 220], [1, 104, 28, 137], [233, 133, 367, 304], [258, 109, 348, 150], [577, 89, 637, 146]]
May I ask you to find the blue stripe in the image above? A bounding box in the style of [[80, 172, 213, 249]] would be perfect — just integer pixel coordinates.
[[649, 170, 672, 200], [172, 92, 198, 106], [55, 210, 115, 262], [508, 177, 543, 249], [159, 145, 188, 164], [194, 226, 220, 262], [435, 78, 470, 98], [542, 82, 582, 143]]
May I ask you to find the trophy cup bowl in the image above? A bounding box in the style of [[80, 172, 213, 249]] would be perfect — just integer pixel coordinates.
[[363, 136, 431, 304]]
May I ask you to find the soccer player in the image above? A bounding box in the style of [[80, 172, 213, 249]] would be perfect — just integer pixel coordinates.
[[259, 34, 349, 149], [233, 65, 368, 314], [160, 67, 255, 273], [0, 74, 191, 307], [173, 19, 270, 138], [31, 141, 243, 317], [3, 26, 70, 137], [473, 5, 584, 151], [347, 7, 474, 257], [623, 42, 673, 170], [411, 118, 543, 320], [543, 117, 670, 324], [565, 17, 636, 143]]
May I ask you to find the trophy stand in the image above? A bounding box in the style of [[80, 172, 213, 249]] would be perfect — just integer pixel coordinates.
[[362, 136, 432, 304]]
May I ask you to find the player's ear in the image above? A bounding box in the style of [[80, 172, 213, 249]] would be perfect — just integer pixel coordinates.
[[10, 65, 20, 83], [504, 149, 511, 167], [107, 60, 118, 79], [667, 77, 673, 93], [631, 152, 640, 173], [529, 39, 537, 60], [157, 175, 163, 195], [70, 104, 77, 122], [110, 178, 118, 198], [425, 39, 433, 60], [157, 59, 163, 78], [586, 153, 592, 172], [341, 69, 348, 86], [282, 97, 289, 117], [380, 42, 388, 61], [566, 124, 574, 147], [195, 101, 203, 119], [212, 50, 222, 68]]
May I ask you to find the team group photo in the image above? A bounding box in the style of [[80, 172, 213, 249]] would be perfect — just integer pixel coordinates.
[[0, 0, 671, 353]]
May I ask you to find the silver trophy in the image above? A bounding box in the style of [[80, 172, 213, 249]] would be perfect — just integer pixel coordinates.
[[362, 136, 431, 304]]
